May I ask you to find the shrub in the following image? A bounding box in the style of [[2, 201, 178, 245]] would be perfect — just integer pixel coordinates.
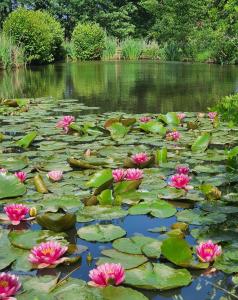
[[72, 23, 105, 60], [213, 93, 238, 125], [63, 40, 76, 61], [0, 33, 25, 69], [141, 41, 161, 59], [102, 36, 117, 60], [121, 38, 143, 60], [3, 8, 64, 64]]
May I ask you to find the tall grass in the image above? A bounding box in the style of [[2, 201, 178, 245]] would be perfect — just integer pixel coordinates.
[[102, 36, 117, 60], [142, 40, 163, 60], [121, 38, 143, 60], [0, 34, 25, 69]]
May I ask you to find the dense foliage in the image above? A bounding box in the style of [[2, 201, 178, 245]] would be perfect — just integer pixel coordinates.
[[0, 1, 237, 63], [213, 93, 238, 125], [72, 23, 105, 60], [3, 8, 64, 63]]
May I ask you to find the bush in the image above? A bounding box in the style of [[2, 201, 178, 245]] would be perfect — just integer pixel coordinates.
[[121, 38, 143, 60], [3, 8, 64, 64], [213, 93, 238, 125], [102, 36, 117, 60], [141, 41, 161, 60], [72, 23, 105, 60], [0, 33, 25, 69]]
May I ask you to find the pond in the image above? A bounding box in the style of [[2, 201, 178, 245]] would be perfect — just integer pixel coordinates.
[[0, 61, 238, 113], [0, 64, 238, 300]]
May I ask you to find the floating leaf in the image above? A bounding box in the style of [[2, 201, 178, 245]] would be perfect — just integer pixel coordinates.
[[140, 121, 166, 135], [77, 224, 126, 242], [0, 173, 26, 199], [16, 131, 37, 148], [125, 262, 192, 290], [76, 206, 127, 222], [36, 213, 76, 232], [97, 249, 148, 269], [191, 133, 211, 152]]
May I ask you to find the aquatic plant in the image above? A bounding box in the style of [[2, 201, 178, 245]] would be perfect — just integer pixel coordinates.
[[14, 171, 27, 183], [0, 272, 21, 299], [166, 131, 181, 141], [131, 153, 149, 165], [176, 165, 190, 175], [28, 241, 68, 269], [168, 174, 191, 189], [0, 168, 7, 174], [139, 116, 152, 123], [102, 36, 117, 60], [121, 38, 143, 60], [4, 204, 29, 225], [196, 240, 222, 262], [177, 113, 186, 121], [125, 168, 144, 181], [56, 115, 75, 133], [47, 170, 63, 182], [112, 169, 126, 182], [208, 112, 217, 120], [88, 263, 125, 287]]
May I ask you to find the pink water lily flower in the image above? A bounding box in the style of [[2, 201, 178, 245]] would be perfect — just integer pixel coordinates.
[[28, 241, 68, 269], [176, 165, 190, 175], [56, 115, 75, 133], [177, 113, 186, 121], [88, 263, 125, 287], [4, 204, 29, 225], [0, 168, 7, 174], [112, 169, 126, 182], [196, 240, 222, 263], [47, 170, 63, 182], [14, 171, 27, 183], [139, 116, 152, 123], [125, 168, 144, 181], [166, 131, 181, 142], [208, 112, 217, 120], [0, 272, 21, 300], [131, 152, 149, 165], [168, 173, 191, 189]]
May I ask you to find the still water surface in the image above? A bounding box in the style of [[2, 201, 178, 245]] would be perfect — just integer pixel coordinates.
[[0, 61, 238, 113]]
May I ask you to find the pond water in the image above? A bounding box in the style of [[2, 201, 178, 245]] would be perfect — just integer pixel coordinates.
[[0, 64, 238, 300], [0, 61, 238, 113]]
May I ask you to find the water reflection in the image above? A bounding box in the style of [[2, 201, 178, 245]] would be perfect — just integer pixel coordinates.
[[0, 61, 238, 113]]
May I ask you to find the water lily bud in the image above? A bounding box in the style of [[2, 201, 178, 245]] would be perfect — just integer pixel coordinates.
[[29, 207, 37, 217], [86, 252, 93, 266]]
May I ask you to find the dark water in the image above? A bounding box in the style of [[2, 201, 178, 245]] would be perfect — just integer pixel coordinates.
[[0, 61, 238, 113]]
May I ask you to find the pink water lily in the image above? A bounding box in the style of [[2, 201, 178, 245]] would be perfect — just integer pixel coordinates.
[[4, 204, 29, 225], [0, 272, 21, 300], [177, 113, 186, 121], [28, 241, 68, 269], [196, 240, 222, 263], [125, 168, 144, 181], [208, 112, 217, 120], [56, 115, 75, 133], [139, 116, 152, 123], [88, 263, 125, 287], [166, 131, 181, 142], [112, 169, 126, 182], [168, 173, 191, 189], [14, 171, 27, 183], [176, 165, 190, 175], [0, 168, 7, 174], [131, 152, 149, 165], [47, 170, 63, 182]]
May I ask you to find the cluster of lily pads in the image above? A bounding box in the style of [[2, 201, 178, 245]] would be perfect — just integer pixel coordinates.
[[0, 97, 238, 299]]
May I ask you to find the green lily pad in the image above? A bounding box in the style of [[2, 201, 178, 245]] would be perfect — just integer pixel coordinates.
[[36, 213, 76, 232], [191, 133, 211, 152], [101, 286, 148, 300], [129, 200, 176, 218], [140, 121, 166, 135], [97, 249, 148, 269], [125, 262, 192, 290], [0, 173, 27, 199], [8, 230, 67, 250], [76, 206, 128, 222], [0, 156, 28, 171], [77, 224, 126, 242]]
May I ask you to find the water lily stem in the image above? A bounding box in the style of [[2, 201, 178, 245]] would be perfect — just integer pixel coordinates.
[[205, 279, 238, 299]]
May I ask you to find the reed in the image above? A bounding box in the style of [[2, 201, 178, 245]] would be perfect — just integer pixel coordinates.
[[121, 38, 143, 60], [0, 33, 25, 69], [102, 36, 117, 60]]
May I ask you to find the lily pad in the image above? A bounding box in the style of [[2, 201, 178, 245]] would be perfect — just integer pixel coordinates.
[[125, 262, 192, 290], [0, 173, 27, 199], [77, 224, 126, 242]]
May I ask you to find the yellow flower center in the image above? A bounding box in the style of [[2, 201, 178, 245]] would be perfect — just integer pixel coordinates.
[[0, 280, 9, 288], [205, 248, 213, 254], [41, 248, 54, 255]]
